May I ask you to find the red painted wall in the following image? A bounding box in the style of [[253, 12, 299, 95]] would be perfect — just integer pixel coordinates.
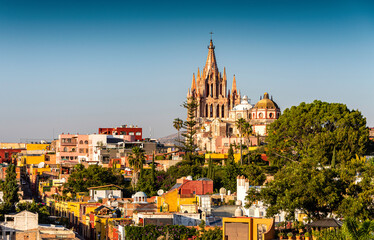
[[98, 127, 143, 141], [0, 149, 24, 163], [180, 180, 213, 195]]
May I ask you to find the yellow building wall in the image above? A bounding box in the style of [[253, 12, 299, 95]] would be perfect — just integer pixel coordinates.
[[158, 189, 179, 212], [157, 190, 198, 213], [22, 155, 46, 165], [206, 147, 258, 162], [222, 217, 275, 240], [27, 143, 50, 151]]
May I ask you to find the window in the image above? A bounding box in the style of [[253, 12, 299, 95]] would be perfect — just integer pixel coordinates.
[[210, 105, 213, 117], [216, 105, 219, 118], [84, 140, 88, 144], [224, 143, 229, 147], [237, 113, 242, 118], [86, 149, 88, 153], [136, 132, 141, 136], [259, 113, 263, 119], [129, 132, 134, 135], [63, 147, 67, 152], [79, 149, 84, 153], [79, 140, 83, 144], [269, 113, 274, 118], [221, 105, 225, 118]]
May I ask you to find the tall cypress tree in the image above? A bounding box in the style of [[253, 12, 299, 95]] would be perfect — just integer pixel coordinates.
[[3, 164, 19, 212], [151, 153, 156, 186]]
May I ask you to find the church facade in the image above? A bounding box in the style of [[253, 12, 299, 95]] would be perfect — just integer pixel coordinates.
[[187, 39, 281, 153]]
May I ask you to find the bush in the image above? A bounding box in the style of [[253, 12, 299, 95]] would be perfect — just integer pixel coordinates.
[[124, 225, 198, 240]]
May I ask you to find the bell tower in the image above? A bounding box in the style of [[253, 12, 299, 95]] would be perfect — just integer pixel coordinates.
[[187, 39, 241, 120]]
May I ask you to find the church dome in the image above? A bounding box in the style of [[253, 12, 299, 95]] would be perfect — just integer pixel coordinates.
[[254, 92, 279, 109], [232, 95, 253, 111]]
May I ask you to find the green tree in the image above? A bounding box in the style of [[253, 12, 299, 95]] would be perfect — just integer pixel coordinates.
[[180, 96, 199, 157], [127, 146, 146, 190], [173, 118, 184, 147], [245, 156, 374, 221], [3, 164, 19, 212], [242, 164, 266, 186], [17, 201, 51, 224], [207, 157, 214, 180], [64, 164, 125, 194], [223, 145, 241, 193], [267, 100, 369, 166]]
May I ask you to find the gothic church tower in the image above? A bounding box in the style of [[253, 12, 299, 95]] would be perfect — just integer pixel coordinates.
[[187, 39, 241, 120]]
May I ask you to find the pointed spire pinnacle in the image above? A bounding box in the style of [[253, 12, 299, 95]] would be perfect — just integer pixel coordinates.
[[191, 73, 196, 91], [232, 75, 237, 94], [204, 39, 218, 77], [223, 67, 227, 81], [197, 68, 201, 83]]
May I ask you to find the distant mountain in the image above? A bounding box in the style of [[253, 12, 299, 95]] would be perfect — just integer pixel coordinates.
[[158, 132, 185, 146]]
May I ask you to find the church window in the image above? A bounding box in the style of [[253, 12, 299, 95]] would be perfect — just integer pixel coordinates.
[[269, 113, 274, 118], [220, 84, 222, 95], [210, 84, 213, 97], [205, 104, 208, 117], [206, 83, 209, 97], [259, 113, 263, 118], [216, 105, 219, 118], [210, 105, 213, 117], [221, 105, 225, 118]]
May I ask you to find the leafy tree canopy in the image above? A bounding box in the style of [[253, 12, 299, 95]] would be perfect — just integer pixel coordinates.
[[64, 164, 125, 194], [267, 100, 369, 166]]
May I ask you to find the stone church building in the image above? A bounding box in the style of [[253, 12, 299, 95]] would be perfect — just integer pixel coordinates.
[[187, 39, 281, 153]]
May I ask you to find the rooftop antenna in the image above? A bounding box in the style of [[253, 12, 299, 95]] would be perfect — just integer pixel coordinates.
[[210, 31, 214, 40], [149, 126, 152, 139]]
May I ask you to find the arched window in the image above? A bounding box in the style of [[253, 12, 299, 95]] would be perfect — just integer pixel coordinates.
[[269, 113, 274, 118], [259, 113, 263, 119], [220, 84, 222, 95], [206, 83, 209, 97], [210, 84, 213, 97], [221, 105, 225, 118], [63, 147, 67, 152], [216, 105, 220, 118], [210, 105, 213, 117], [205, 104, 208, 117], [79, 140, 83, 144], [84, 140, 88, 144]]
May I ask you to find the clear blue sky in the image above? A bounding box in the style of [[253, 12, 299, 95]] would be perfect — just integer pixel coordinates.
[[1, 0, 374, 142]]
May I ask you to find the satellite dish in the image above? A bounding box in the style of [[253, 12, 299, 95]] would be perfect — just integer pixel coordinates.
[[38, 162, 45, 168], [157, 189, 164, 196]]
